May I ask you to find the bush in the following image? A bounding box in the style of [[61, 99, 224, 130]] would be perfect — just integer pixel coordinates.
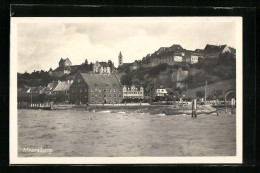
[[196, 90, 205, 98]]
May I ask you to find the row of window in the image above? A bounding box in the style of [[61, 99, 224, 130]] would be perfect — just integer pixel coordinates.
[[123, 92, 143, 94], [92, 94, 122, 98], [91, 99, 119, 103], [71, 89, 87, 93], [72, 84, 86, 88], [157, 89, 165, 92], [123, 88, 143, 91], [91, 88, 121, 92]]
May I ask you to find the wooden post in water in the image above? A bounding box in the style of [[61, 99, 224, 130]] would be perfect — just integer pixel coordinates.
[[225, 98, 227, 113], [216, 99, 219, 116], [204, 80, 207, 104], [231, 98, 236, 114], [192, 99, 197, 118]]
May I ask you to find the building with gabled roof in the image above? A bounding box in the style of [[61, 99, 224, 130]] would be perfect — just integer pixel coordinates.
[[70, 73, 123, 104], [93, 61, 111, 74], [122, 85, 144, 99], [52, 80, 73, 100], [45, 81, 59, 95], [204, 44, 231, 58]]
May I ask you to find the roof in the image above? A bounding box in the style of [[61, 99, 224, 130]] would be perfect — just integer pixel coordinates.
[[70, 65, 81, 71], [99, 62, 109, 67], [80, 73, 121, 87], [170, 44, 183, 51], [53, 81, 72, 92], [119, 51, 122, 57], [54, 66, 71, 72], [204, 44, 227, 54], [229, 47, 236, 54], [156, 85, 166, 89], [46, 81, 59, 91], [18, 87, 30, 93], [195, 49, 204, 53], [123, 85, 143, 90]]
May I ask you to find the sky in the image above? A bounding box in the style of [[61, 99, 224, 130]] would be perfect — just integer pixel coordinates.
[[15, 17, 238, 73]]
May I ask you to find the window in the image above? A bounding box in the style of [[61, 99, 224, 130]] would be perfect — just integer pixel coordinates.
[[114, 94, 116, 97], [119, 94, 121, 97], [114, 89, 117, 92], [109, 94, 112, 97], [95, 88, 98, 91], [104, 94, 106, 97], [99, 94, 101, 97], [98, 88, 101, 92], [91, 88, 94, 92], [109, 89, 111, 92], [104, 89, 106, 92], [92, 94, 94, 98]]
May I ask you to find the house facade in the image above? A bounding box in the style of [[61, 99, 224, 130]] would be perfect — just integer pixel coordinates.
[[53, 80, 73, 100], [49, 58, 72, 77], [122, 85, 144, 99], [203, 44, 231, 58], [155, 85, 168, 97], [70, 73, 123, 104], [93, 61, 111, 74], [44, 81, 59, 95]]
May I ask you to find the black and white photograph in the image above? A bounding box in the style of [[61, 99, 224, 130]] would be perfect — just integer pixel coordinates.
[[10, 17, 242, 164]]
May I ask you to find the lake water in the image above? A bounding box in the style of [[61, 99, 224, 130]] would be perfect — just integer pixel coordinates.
[[18, 109, 236, 157]]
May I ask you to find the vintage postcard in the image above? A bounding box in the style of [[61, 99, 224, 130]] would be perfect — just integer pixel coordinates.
[[10, 17, 242, 164]]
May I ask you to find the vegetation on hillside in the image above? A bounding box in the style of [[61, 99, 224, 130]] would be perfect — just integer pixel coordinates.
[[184, 52, 236, 89]]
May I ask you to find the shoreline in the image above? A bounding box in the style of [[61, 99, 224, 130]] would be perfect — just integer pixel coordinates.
[[30, 104, 219, 116]]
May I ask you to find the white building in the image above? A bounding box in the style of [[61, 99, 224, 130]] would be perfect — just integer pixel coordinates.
[[123, 85, 144, 99], [93, 61, 111, 74], [155, 85, 168, 97]]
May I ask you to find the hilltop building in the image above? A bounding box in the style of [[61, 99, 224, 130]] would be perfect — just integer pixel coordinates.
[[70, 73, 123, 104], [49, 58, 74, 77], [143, 44, 205, 67], [203, 44, 232, 58], [49, 58, 89, 77], [93, 61, 111, 74], [122, 85, 144, 99]]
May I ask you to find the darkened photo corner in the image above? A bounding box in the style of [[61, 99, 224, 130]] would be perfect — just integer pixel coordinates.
[[14, 18, 238, 159]]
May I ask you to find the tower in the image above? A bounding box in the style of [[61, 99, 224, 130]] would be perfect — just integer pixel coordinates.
[[118, 51, 123, 66]]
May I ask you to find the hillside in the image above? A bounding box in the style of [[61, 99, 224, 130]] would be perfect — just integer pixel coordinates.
[[117, 52, 236, 91], [181, 79, 236, 100]]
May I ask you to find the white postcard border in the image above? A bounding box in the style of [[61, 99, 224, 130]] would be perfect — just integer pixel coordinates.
[[10, 17, 243, 164]]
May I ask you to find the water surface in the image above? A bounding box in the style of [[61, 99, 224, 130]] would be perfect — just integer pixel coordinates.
[[18, 109, 236, 157]]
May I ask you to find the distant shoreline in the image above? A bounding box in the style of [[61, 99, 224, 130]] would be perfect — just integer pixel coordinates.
[[47, 104, 218, 116]]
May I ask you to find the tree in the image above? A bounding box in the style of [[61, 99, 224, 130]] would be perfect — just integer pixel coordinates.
[[196, 90, 205, 98], [83, 59, 89, 71], [108, 60, 114, 69], [121, 74, 132, 85], [214, 89, 223, 99], [84, 59, 88, 65], [89, 63, 94, 71]]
